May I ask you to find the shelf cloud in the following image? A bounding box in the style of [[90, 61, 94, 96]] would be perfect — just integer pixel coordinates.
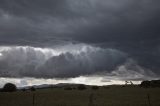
[[0, 44, 127, 78]]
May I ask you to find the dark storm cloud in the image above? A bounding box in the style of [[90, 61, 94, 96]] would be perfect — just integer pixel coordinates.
[[0, 45, 127, 78], [0, 0, 159, 45], [0, 0, 160, 78]]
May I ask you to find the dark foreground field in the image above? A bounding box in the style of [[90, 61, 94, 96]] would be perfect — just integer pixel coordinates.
[[0, 85, 160, 106]]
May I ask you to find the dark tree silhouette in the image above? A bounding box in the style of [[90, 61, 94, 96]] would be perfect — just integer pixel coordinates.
[[30, 87, 36, 91], [140, 81, 151, 88], [77, 84, 86, 90], [2, 83, 17, 92], [22, 88, 26, 92], [64, 87, 72, 90], [140, 80, 160, 88], [91, 86, 99, 90], [150, 80, 160, 87]]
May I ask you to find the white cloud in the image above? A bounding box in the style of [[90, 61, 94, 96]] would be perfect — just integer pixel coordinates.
[[0, 76, 141, 88]]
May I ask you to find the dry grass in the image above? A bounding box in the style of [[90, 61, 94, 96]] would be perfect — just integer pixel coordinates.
[[0, 86, 160, 106]]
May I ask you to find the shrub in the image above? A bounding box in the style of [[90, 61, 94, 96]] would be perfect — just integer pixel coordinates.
[[103, 86, 110, 89], [2, 83, 17, 92], [91, 86, 99, 90], [72, 87, 76, 90], [122, 85, 125, 87], [30, 87, 36, 91], [64, 87, 72, 90], [22, 88, 26, 92], [77, 84, 86, 90]]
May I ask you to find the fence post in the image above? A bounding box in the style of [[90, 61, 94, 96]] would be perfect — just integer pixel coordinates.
[[147, 93, 151, 106], [33, 93, 35, 106], [88, 93, 94, 106]]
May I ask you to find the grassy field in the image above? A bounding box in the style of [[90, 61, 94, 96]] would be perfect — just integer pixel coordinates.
[[0, 85, 160, 106]]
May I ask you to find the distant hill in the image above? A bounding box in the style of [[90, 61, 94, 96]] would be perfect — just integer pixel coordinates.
[[18, 83, 87, 90]]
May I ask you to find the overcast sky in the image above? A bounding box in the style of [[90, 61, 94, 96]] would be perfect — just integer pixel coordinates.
[[0, 0, 160, 86]]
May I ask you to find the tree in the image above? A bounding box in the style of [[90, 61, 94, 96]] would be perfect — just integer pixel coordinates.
[[140, 80, 160, 88], [91, 86, 99, 90], [2, 83, 17, 92], [77, 84, 86, 90], [140, 81, 150, 88], [30, 87, 36, 91]]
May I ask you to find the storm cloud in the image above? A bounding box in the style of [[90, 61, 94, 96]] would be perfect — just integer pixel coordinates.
[[0, 0, 160, 79], [0, 44, 127, 78]]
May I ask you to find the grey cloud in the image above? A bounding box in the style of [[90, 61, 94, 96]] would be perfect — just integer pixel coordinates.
[[110, 59, 158, 81], [38, 47, 127, 78], [100, 59, 159, 83], [0, 0, 159, 45], [0, 0, 69, 18], [0, 45, 127, 78]]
